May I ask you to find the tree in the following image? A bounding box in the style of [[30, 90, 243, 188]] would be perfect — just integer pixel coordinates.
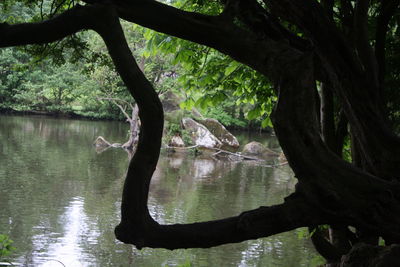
[[1, 0, 400, 265]]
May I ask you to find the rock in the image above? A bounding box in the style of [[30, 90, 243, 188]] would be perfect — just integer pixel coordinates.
[[198, 118, 240, 152], [182, 118, 222, 149], [160, 91, 182, 113], [168, 135, 185, 147], [242, 141, 279, 158], [93, 136, 111, 147], [242, 141, 267, 155], [165, 109, 184, 124], [279, 152, 287, 162]]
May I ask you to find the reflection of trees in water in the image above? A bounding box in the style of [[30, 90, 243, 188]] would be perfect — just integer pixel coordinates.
[[149, 153, 297, 219], [0, 115, 317, 266], [145, 153, 314, 267], [0, 115, 132, 266]]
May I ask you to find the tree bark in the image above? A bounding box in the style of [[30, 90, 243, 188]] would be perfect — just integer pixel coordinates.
[[122, 103, 139, 150]]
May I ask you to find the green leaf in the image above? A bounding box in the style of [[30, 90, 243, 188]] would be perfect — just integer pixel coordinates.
[[224, 61, 239, 76], [247, 106, 261, 120], [180, 98, 195, 110], [261, 117, 272, 128]]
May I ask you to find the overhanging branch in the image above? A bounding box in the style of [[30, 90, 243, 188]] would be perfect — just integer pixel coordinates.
[[3, 0, 400, 251], [0, 1, 324, 250]]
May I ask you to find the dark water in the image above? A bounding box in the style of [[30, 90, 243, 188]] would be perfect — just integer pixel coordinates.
[[0, 115, 320, 267]]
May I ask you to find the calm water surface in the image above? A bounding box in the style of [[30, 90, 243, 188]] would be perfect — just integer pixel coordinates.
[[0, 115, 319, 267]]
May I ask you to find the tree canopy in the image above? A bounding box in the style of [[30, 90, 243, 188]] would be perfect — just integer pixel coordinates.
[[1, 0, 400, 265]]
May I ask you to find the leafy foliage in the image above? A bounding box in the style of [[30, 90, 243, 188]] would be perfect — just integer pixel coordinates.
[[0, 234, 16, 260], [143, 18, 275, 129], [0, 0, 275, 130]]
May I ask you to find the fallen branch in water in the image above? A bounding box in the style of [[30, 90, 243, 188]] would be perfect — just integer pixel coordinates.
[[258, 161, 289, 168], [208, 147, 264, 161], [165, 145, 270, 161]]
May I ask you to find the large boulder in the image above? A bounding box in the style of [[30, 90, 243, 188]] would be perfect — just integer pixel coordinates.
[[167, 134, 188, 153], [161, 91, 203, 123], [160, 91, 182, 113], [182, 118, 222, 149], [198, 118, 240, 152], [242, 141, 279, 158], [168, 135, 185, 147]]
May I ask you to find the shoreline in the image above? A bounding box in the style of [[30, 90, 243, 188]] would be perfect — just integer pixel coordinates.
[[0, 108, 122, 122], [0, 108, 272, 133]]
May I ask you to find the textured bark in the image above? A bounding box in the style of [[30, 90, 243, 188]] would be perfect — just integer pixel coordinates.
[[111, 0, 400, 182], [271, 54, 400, 240], [265, 0, 400, 181], [320, 83, 336, 151], [122, 104, 139, 150]]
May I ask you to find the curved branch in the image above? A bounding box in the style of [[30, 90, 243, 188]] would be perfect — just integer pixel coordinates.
[[0, 5, 91, 47], [271, 53, 400, 239], [112, 0, 302, 78], [266, 0, 363, 76], [2, 0, 400, 251], [99, 3, 400, 249], [92, 4, 327, 249], [0, 1, 326, 250]]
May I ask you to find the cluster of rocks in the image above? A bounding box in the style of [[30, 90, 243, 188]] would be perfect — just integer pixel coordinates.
[[168, 117, 282, 160], [169, 118, 239, 152], [94, 92, 284, 160]]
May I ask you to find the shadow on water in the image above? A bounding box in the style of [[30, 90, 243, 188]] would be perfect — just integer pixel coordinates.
[[0, 115, 320, 266]]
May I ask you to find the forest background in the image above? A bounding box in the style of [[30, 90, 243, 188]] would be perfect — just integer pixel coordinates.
[[0, 1, 274, 131]]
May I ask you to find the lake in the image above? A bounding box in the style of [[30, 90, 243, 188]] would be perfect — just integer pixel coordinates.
[[0, 115, 320, 266]]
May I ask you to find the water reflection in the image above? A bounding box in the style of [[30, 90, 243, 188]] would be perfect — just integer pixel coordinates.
[[0, 115, 319, 267], [28, 197, 88, 266]]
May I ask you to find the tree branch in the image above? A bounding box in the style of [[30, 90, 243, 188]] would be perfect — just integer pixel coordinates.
[[0, 2, 325, 249], [271, 52, 400, 239], [354, 0, 379, 86], [0, 5, 91, 47], [320, 83, 336, 151], [309, 226, 342, 262], [265, 0, 364, 77], [321, 0, 334, 19], [3, 0, 400, 251], [89, 3, 327, 249], [375, 0, 400, 86], [112, 0, 300, 77], [98, 96, 133, 121], [334, 110, 348, 157]]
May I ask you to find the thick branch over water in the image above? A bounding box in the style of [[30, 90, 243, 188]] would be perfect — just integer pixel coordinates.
[[2, 0, 400, 253], [0, 2, 326, 249]]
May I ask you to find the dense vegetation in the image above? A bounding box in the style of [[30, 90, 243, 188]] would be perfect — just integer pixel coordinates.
[[1, 0, 400, 266], [0, 3, 272, 130]]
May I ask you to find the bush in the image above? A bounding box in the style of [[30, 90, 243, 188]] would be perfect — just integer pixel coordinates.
[[0, 234, 15, 260]]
